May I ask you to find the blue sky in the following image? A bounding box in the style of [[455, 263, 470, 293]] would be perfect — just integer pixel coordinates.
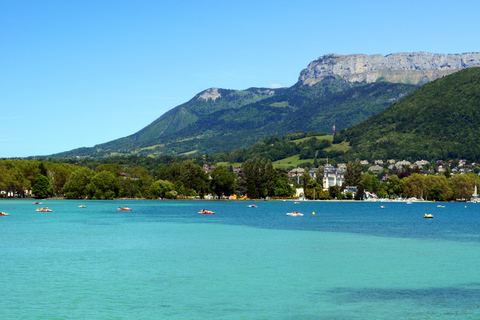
[[1, 0, 479, 158]]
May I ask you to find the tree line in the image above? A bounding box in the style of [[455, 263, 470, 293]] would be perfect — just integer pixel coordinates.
[[1, 158, 478, 201], [0, 158, 294, 200]]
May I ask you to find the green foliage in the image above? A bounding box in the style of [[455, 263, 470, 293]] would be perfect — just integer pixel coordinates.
[[86, 171, 120, 200], [149, 179, 175, 199], [32, 174, 53, 198], [210, 165, 236, 197], [62, 167, 95, 199], [342, 67, 480, 162], [242, 158, 293, 198]]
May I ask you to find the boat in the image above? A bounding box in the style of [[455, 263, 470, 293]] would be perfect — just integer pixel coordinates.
[[0, 212, 9, 216], [199, 210, 215, 214], [436, 205, 445, 208], [286, 212, 303, 216], [424, 213, 433, 219], [36, 207, 52, 212], [78, 205, 86, 208], [380, 205, 385, 209], [117, 207, 131, 211], [472, 183, 479, 203], [294, 202, 300, 204], [248, 204, 257, 208], [33, 201, 42, 205]]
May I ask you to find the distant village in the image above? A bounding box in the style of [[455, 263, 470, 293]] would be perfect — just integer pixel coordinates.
[[200, 158, 480, 200]]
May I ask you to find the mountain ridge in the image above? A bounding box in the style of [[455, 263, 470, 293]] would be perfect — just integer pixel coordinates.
[[299, 52, 480, 86], [48, 52, 480, 159]]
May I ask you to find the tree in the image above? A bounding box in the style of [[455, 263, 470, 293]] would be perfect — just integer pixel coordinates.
[[210, 165, 235, 197], [86, 171, 120, 200], [32, 174, 53, 198], [429, 186, 445, 201], [303, 167, 311, 190], [452, 173, 478, 200], [328, 185, 341, 200], [402, 173, 426, 198], [273, 175, 294, 197], [353, 159, 362, 186], [62, 167, 94, 199], [354, 183, 365, 200], [264, 159, 275, 196], [315, 166, 324, 187], [387, 175, 403, 196], [444, 167, 451, 179], [246, 178, 259, 199], [50, 163, 75, 194], [149, 179, 175, 199], [345, 161, 354, 186]]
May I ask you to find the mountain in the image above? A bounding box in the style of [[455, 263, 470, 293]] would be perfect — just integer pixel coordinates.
[[337, 67, 480, 162], [50, 52, 480, 159], [299, 52, 480, 85]]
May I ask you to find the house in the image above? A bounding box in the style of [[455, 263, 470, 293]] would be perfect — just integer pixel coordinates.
[[414, 160, 429, 168], [343, 186, 357, 194], [322, 164, 345, 189], [290, 167, 305, 176], [374, 160, 384, 165], [308, 165, 344, 189], [368, 165, 383, 172], [360, 160, 369, 165]]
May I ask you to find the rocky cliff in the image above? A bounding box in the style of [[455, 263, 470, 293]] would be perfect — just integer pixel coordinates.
[[299, 52, 480, 86]]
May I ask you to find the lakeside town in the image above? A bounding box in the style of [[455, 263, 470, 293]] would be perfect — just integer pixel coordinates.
[[2, 157, 478, 203]]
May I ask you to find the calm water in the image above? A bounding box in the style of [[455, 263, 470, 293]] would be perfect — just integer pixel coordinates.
[[1, 199, 480, 319]]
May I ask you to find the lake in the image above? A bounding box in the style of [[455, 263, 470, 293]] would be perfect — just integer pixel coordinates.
[[1, 199, 479, 319]]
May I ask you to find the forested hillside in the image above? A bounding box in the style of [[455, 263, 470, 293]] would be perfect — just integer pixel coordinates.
[[51, 77, 417, 158], [335, 67, 480, 161]]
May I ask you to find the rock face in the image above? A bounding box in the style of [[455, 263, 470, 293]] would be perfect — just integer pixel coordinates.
[[299, 52, 480, 86], [197, 88, 221, 101]]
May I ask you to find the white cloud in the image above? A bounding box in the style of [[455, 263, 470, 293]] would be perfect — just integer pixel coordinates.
[[268, 82, 285, 89]]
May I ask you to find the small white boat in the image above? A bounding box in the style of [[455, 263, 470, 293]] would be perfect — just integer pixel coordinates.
[[424, 213, 433, 219], [286, 212, 303, 217]]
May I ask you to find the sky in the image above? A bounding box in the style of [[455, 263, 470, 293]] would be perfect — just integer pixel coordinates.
[[1, 0, 479, 158]]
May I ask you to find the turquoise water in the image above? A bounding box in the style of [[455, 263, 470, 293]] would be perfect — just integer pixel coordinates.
[[1, 199, 480, 319]]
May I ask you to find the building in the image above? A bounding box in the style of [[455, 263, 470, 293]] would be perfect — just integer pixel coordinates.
[[368, 165, 383, 172], [309, 165, 345, 189], [322, 164, 345, 189]]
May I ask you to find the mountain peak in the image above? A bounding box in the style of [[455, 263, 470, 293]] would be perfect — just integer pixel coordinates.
[[299, 52, 480, 86], [197, 88, 221, 101]]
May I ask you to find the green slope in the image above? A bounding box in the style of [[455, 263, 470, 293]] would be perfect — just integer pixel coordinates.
[[340, 67, 480, 161], [51, 76, 418, 159]]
